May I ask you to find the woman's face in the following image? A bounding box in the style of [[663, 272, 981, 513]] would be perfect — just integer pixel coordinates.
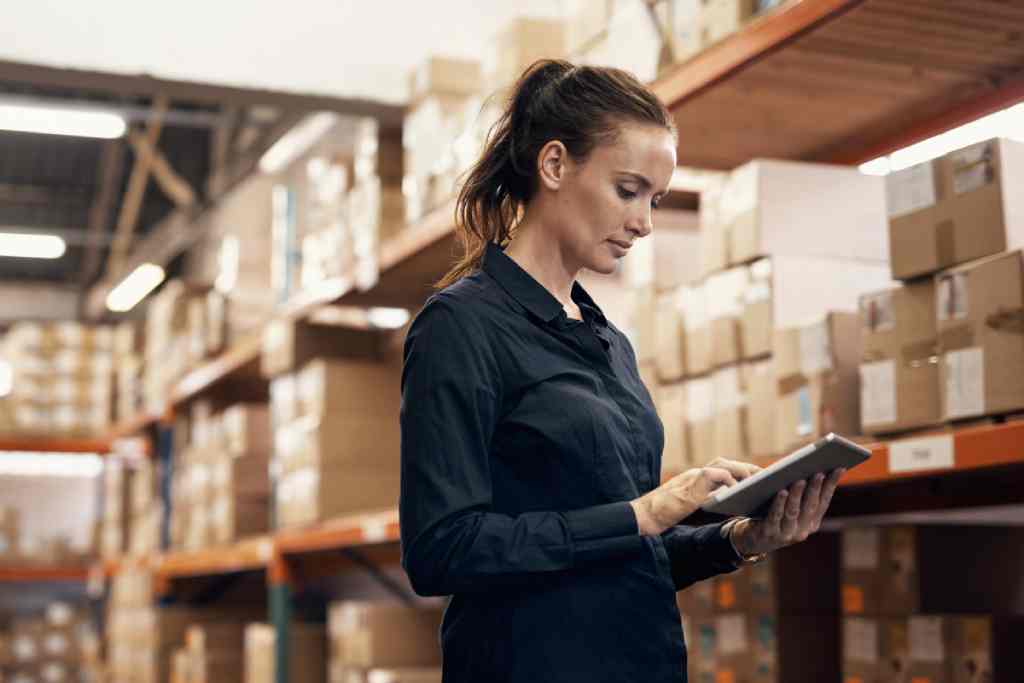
[[546, 122, 676, 275]]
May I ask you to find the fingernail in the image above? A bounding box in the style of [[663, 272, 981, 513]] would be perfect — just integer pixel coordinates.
[[779, 491, 788, 498], [815, 473, 825, 482]]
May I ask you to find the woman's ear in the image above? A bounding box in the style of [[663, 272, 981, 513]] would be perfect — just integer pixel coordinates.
[[537, 140, 568, 191]]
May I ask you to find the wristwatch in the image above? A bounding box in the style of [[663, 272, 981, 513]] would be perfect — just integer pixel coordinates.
[[721, 518, 767, 566]]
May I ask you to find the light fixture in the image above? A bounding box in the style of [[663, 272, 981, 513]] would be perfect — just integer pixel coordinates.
[[0, 232, 66, 259], [367, 307, 411, 329], [0, 103, 126, 139], [259, 112, 339, 174], [860, 102, 1024, 176], [0, 452, 104, 477], [106, 262, 166, 313]]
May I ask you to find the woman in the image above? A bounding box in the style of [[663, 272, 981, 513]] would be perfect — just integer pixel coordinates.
[[399, 60, 843, 682]]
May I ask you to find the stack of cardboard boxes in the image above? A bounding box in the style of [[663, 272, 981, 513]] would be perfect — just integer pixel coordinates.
[[0, 322, 115, 437], [679, 533, 841, 682], [264, 318, 403, 529], [840, 525, 1024, 683], [645, 159, 891, 470], [101, 455, 134, 560], [1, 602, 97, 683], [106, 564, 155, 683], [327, 602, 443, 683], [0, 506, 21, 563], [244, 622, 326, 683], [861, 137, 1024, 433], [129, 449, 161, 557], [114, 321, 145, 423], [169, 401, 270, 551], [144, 281, 215, 416]]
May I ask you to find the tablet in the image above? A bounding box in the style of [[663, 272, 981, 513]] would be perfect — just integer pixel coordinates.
[[700, 433, 871, 518]]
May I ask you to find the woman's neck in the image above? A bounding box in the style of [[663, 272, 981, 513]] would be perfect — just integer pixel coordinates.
[[503, 220, 578, 311]]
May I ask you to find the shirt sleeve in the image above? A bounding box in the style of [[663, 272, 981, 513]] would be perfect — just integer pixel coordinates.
[[661, 522, 741, 591], [399, 298, 645, 597]]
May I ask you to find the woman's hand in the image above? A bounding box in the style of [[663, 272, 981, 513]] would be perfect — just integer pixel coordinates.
[[730, 468, 845, 556], [631, 458, 761, 536]]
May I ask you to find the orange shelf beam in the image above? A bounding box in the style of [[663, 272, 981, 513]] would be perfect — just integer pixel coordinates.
[[157, 536, 274, 579], [0, 437, 111, 454], [651, 0, 862, 109], [171, 331, 264, 405], [0, 566, 90, 582], [107, 410, 167, 440], [275, 509, 400, 557]]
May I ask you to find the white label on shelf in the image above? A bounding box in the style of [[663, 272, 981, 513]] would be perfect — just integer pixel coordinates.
[[936, 272, 968, 321], [889, 434, 955, 474], [362, 519, 389, 543], [860, 360, 897, 427], [910, 617, 945, 662], [944, 347, 985, 419], [886, 162, 937, 218], [716, 615, 748, 655], [860, 291, 895, 333], [844, 618, 879, 663], [842, 528, 881, 570]]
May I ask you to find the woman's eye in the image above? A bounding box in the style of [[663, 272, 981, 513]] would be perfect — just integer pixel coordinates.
[[617, 186, 637, 200]]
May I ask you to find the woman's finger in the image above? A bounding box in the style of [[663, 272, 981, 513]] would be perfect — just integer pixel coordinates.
[[799, 473, 825, 528], [816, 468, 845, 516], [703, 467, 738, 490], [781, 480, 805, 539], [767, 490, 787, 535]]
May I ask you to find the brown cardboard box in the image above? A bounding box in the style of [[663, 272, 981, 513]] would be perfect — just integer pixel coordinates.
[[261, 318, 393, 378], [742, 359, 776, 460], [686, 378, 715, 467], [10, 622, 43, 665], [859, 280, 942, 434], [327, 603, 443, 668], [842, 617, 910, 683], [888, 138, 1024, 280], [684, 616, 718, 682], [654, 291, 686, 382], [680, 284, 712, 377], [657, 382, 689, 476], [721, 159, 889, 267], [294, 356, 401, 421], [907, 615, 1024, 683], [274, 413, 400, 475], [678, 580, 716, 619], [707, 267, 748, 368], [270, 374, 297, 428], [0, 505, 22, 558], [713, 532, 838, 614], [712, 366, 749, 461], [211, 452, 269, 500], [245, 622, 326, 683], [700, 180, 729, 277], [486, 17, 568, 87], [935, 250, 1024, 420], [712, 611, 840, 683], [276, 464, 399, 528], [209, 496, 268, 544], [628, 286, 657, 363], [222, 404, 271, 456], [409, 57, 482, 103], [774, 312, 861, 455]]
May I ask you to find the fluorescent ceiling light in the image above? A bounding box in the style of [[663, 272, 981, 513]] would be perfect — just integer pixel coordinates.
[[0, 452, 103, 478], [0, 232, 66, 259], [106, 262, 166, 313], [0, 103, 126, 139], [259, 112, 339, 174], [367, 307, 411, 329], [860, 102, 1024, 176]]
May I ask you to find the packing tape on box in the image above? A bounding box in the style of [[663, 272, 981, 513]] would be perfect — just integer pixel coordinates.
[[935, 219, 956, 269]]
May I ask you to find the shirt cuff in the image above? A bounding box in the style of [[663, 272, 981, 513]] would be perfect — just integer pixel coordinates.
[[563, 502, 644, 566]]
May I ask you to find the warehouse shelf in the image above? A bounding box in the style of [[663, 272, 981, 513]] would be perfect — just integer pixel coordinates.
[[0, 436, 111, 454], [275, 509, 401, 556], [171, 329, 265, 405], [107, 410, 167, 440], [651, 0, 1024, 168], [0, 565, 90, 582], [156, 535, 274, 580]]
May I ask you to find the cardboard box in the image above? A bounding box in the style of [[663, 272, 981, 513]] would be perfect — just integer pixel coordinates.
[[841, 526, 1024, 617], [0, 506, 22, 557], [261, 318, 392, 378], [654, 291, 686, 382], [907, 615, 1024, 683], [211, 452, 269, 500], [774, 312, 860, 454], [485, 17, 569, 87], [295, 357, 401, 421], [409, 57, 482, 103], [680, 284, 712, 377], [842, 617, 910, 683], [712, 366, 749, 461], [245, 622, 326, 683], [707, 266, 749, 368], [719, 159, 889, 267], [859, 280, 942, 434], [742, 359, 776, 460], [677, 580, 716, 618], [270, 374, 297, 428], [685, 378, 714, 467], [684, 615, 718, 681], [328, 603, 443, 668], [657, 382, 689, 476], [276, 465, 399, 529], [275, 411, 400, 475], [711, 611, 840, 683], [888, 138, 1024, 280], [700, 180, 729, 277], [222, 403, 271, 456], [209, 496, 268, 544], [935, 250, 1024, 420], [628, 286, 657, 363]]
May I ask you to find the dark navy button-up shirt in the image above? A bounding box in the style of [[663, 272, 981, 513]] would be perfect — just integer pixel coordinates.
[[399, 242, 739, 682]]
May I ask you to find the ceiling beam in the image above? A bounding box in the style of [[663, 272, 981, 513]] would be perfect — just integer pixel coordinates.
[[127, 130, 197, 208], [0, 58, 405, 126], [106, 96, 169, 276], [208, 107, 242, 197], [79, 139, 125, 289]]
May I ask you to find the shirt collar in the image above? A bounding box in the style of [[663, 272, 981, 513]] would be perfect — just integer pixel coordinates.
[[482, 242, 608, 326]]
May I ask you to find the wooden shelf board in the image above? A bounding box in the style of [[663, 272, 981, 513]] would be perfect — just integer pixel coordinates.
[[0, 437, 111, 453], [170, 330, 264, 406], [653, 0, 1024, 168], [0, 565, 90, 582], [157, 535, 273, 579], [275, 509, 400, 556]]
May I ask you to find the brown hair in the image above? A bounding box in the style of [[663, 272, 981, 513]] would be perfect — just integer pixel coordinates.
[[436, 59, 676, 288]]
